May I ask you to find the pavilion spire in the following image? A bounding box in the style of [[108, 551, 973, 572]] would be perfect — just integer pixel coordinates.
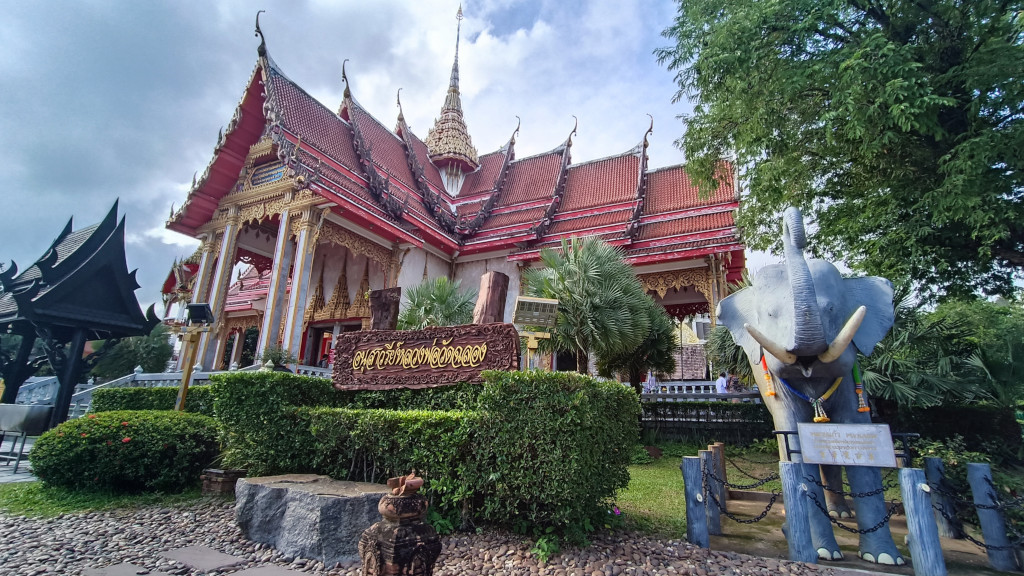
[[426, 4, 479, 194]]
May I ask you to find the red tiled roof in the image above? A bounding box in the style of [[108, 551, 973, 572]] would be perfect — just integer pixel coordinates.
[[349, 103, 416, 190], [546, 208, 632, 235], [643, 164, 735, 215], [460, 150, 507, 198], [407, 130, 446, 193], [625, 234, 742, 258], [473, 206, 547, 234], [269, 67, 363, 174], [560, 154, 640, 212], [500, 153, 562, 206], [456, 200, 484, 218], [637, 211, 735, 241]]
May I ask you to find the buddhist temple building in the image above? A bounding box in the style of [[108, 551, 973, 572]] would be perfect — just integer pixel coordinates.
[[164, 12, 745, 370]]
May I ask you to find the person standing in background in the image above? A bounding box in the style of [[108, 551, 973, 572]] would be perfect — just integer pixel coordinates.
[[715, 372, 728, 395]]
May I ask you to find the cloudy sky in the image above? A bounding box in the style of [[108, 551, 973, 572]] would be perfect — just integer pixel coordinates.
[[0, 0, 775, 312]]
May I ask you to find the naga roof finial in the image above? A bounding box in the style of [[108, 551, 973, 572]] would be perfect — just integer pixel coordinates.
[[396, 88, 404, 122], [644, 114, 653, 149], [255, 10, 267, 57], [571, 115, 578, 138], [341, 59, 351, 99], [512, 115, 521, 144]]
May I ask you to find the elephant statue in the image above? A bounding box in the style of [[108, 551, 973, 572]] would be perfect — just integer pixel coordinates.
[[717, 207, 904, 565]]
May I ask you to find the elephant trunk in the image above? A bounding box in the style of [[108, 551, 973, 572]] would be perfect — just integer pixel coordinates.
[[783, 208, 826, 356]]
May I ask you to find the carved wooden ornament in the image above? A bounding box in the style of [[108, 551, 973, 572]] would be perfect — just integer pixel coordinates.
[[332, 323, 521, 390]]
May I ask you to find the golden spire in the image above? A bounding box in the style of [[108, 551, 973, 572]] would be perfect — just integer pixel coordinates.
[[425, 4, 479, 176]]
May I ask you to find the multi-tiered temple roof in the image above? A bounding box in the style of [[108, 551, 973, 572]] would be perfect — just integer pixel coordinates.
[[166, 16, 744, 281]]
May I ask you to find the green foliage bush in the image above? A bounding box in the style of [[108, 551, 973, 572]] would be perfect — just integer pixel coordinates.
[[209, 369, 640, 540], [91, 386, 215, 417], [29, 410, 220, 492], [470, 370, 639, 541], [886, 404, 1023, 457]]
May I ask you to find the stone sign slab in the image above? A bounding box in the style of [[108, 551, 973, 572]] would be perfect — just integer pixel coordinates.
[[797, 423, 897, 468], [333, 323, 520, 390]]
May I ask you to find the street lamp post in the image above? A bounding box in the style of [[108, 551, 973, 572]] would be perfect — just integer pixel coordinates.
[[175, 303, 214, 412]]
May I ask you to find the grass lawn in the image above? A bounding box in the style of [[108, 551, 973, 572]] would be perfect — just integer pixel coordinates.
[[616, 456, 688, 537], [0, 481, 205, 517]]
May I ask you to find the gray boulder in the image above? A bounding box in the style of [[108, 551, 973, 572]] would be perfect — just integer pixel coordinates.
[[235, 474, 389, 567]]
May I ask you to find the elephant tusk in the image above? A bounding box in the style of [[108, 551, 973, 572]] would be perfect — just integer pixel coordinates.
[[818, 306, 866, 363], [744, 323, 797, 364]]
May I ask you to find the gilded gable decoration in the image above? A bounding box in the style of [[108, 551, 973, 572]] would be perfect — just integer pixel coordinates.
[[316, 221, 392, 271], [638, 268, 712, 302]]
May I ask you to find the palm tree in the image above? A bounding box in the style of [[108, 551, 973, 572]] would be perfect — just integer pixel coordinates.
[[967, 336, 1024, 409], [523, 237, 651, 374], [597, 300, 679, 393], [396, 277, 477, 330], [704, 325, 754, 386], [860, 285, 976, 409]]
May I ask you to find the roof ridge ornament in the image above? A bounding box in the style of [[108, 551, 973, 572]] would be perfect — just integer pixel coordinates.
[[342, 59, 351, 100], [644, 114, 653, 150], [255, 10, 267, 57], [396, 88, 405, 123]]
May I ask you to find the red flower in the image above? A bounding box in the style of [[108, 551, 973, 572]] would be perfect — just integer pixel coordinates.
[[80, 433, 88, 437], [87, 414, 97, 419], [122, 437, 131, 443], [121, 422, 129, 426], [106, 440, 112, 446]]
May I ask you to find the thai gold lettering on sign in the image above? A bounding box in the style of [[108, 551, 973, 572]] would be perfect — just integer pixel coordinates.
[[351, 338, 489, 373]]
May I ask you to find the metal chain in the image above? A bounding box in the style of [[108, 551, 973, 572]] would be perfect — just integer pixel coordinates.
[[707, 467, 780, 490], [806, 491, 901, 534], [802, 474, 896, 499], [724, 455, 779, 483], [700, 459, 778, 522], [931, 502, 1024, 551]]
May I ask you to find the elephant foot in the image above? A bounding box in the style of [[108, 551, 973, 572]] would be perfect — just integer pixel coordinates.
[[827, 505, 854, 519], [859, 551, 905, 566], [817, 548, 844, 561]]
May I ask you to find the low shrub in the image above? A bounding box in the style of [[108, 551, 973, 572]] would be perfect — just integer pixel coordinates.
[[91, 386, 215, 417], [470, 370, 640, 542], [209, 370, 641, 541], [306, 407, 478, 512], [887, 404, 1023, 459], [29, 410, 220, 492]]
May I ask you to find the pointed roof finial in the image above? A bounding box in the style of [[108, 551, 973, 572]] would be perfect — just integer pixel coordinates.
[[396, 88, 405, 122], [644, 114, 653, 149], [512, 115, 521, 144], [255, 10, 267, 57], [571, 115, 579, 137], [425, 4, 479, 172], [341, 59, 351, 99]]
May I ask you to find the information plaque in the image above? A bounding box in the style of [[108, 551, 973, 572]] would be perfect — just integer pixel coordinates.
[[797, 423, 898, 468]]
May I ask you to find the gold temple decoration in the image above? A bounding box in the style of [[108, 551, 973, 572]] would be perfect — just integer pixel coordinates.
[[318, 254, 351, 322], [224, 314, 261, 334], [424, 5, 479, 171], [349, 260, 371, 319], [638, 268, 713, 303], [316, 220, 392, 271], [306, 267, 326, 324]]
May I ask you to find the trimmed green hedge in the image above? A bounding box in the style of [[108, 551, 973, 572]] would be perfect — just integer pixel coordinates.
[[29, 410, 220, 492], [91, 386, 215, 417], [886, 405, 1023, 454], [209, 370, 639, 538]]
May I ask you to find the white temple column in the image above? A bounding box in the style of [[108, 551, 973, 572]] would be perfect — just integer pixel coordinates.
[[229, 329, 245, 368], [256, 206, 294, 355], [282, 207, 320, 362], [198, 207, 240, 368], [178, 233, 217, 371]]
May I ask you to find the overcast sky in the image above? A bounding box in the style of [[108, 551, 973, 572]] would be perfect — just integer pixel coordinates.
[[0, 0, 778, 312]]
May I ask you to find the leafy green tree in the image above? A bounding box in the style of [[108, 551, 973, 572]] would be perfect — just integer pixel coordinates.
[[91, 324, 173, 380], [222, 326, 259, 369], [597, 301, 679, 393], [396, 277, 477, 330], [523, 237, 651, 374], [657, 0, 1024, 299]]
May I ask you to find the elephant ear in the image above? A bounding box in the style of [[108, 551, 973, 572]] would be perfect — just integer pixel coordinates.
[[843, 276, 895, 357], [716, 287, 763, 366]]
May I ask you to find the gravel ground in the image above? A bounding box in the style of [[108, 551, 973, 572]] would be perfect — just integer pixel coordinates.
[[0, 498, 832, 576]]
